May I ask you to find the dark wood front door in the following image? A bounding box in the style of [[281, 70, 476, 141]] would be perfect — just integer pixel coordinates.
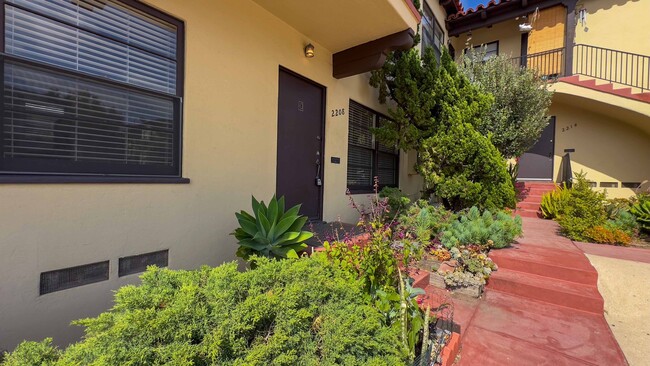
[[518, 117, 555, 180], [276, 69, 325, 220]]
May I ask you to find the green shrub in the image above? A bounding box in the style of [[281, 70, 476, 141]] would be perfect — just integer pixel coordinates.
[[557, 173, 607, 241], [584, 226, 631, 246], [630, 195, 650, 233], [2, 256, 408, 366], [1, 339, 60, 366], [605, 198, 633, 220], [397, 200, 456, 242], [540, 185, 570, 219], [419, 121, 516, 212], [604, 210, 639, 236], [232, 195, 313, 262], [379, 187, 411, 219], [440, 207, 522, 249]]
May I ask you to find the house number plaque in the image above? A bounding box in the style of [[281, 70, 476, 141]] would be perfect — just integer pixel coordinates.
[[331, 108, 345, 117]]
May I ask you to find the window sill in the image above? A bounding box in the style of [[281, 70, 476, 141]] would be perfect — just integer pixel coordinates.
[[0, 175, 190, 184]]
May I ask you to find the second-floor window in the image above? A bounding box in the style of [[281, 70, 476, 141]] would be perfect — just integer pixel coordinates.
[[422, 2, 444, 60], [473, 41, 499, 60], [347, 101, 399, 193], [1, 0, 184, 178]]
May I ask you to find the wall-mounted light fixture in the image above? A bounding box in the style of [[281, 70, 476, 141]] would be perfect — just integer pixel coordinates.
[[304, 43, 315, 58]]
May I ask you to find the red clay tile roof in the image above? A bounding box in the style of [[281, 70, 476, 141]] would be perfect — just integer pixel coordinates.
[[448, 0, 512, 20]]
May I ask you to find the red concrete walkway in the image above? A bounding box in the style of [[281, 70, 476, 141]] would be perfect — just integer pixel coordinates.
[[457, 218, 628, 365], [575, 241, 650, 264]]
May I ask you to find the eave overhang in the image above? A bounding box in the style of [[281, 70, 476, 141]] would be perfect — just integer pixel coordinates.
[[332, 29, 416, 79], [447, 0, 568, 37]]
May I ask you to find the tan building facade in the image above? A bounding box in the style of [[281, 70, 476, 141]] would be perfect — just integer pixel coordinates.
[[449, 0, 650, 198], [0, 0, 459, 350]]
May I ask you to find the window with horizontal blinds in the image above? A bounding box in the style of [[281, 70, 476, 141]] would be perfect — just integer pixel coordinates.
[[347, 101, 398, 192], [1, 0, 184, 178]]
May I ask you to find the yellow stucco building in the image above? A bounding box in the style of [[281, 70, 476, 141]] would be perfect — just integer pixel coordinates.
[[1, 0, 648, 351], [449, 0, 650, 198], [0, 0, 450, 350]]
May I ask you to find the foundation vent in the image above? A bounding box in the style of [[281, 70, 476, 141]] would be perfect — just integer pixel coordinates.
[[119, 250, 168, 277], [40, 261, 109, 295], [600, 182, 618, 188]]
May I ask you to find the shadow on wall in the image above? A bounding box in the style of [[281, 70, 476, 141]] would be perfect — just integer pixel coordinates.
[[579, 0, 641, 14]]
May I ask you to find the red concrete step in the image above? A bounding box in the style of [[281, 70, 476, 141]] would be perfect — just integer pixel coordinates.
[[524, 187, 555, 195], [637, 92, 650, 102], [516, 201, 541, 211], [457, 290, 628, 366], [519, 193, 544, 203], [514, 209, 540, 218], [490, 247, 597, 285], [559, 75, 650, 104], [516, 181, 557, 187], [459, 325, 595, 366], [488, 268, 604, 314]]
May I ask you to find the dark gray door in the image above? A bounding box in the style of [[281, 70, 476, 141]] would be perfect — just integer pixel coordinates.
[[518, 117, 555, 180], [276, 69, 325, 220]]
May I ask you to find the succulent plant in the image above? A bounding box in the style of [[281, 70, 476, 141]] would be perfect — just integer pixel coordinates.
[[630, 196, 650, 232], [232, 195, 313, 262]]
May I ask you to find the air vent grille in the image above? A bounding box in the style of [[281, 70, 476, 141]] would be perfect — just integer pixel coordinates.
[[119, 250, 168, 277], [40, 261, 109, 295]]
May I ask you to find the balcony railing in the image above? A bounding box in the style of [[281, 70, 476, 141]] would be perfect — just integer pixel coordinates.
[[511, 45, 650, 92], [512, 47, 565, 81], [575, 44, 649, 92]]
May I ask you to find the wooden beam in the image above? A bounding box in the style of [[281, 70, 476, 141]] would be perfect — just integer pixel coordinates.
[[333, 29, 415, 79]]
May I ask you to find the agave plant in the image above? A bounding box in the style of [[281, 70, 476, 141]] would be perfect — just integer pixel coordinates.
[[630, 196, 650, 232], [232, 195, 313, 261]]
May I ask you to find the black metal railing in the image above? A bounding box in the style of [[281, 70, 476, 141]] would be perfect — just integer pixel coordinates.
[[574, 44, 650, 92], [512, 47, 565, 81]]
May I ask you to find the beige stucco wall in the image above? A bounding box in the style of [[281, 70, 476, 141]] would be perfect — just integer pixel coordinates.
[[550, 100, 650, 198], [450, 18, 523, 59], [0, 0, 421, 349]]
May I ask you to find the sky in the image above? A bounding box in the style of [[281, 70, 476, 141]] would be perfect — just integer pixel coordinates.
[[461, 0, 489, 10]]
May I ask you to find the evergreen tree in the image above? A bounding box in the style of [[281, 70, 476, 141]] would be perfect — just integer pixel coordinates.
[[370, 47, 515, 210]]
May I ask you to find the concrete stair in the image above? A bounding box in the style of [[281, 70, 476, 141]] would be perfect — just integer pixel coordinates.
[[514, 181, 557, 218], [490, 244, 598, 285], [458, 218, 628, 365], [560, 75, 650, 103], [489, 268, 604, 314]]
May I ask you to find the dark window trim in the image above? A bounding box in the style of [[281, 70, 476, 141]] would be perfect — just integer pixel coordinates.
[[422, 2, 445, 57], [0, 175, 189, 184], [347, 100, 399, 194], [0, 0, 187, 182]]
